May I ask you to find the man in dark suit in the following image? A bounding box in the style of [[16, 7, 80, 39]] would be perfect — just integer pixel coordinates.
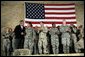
[[14, 20, 25, 49]]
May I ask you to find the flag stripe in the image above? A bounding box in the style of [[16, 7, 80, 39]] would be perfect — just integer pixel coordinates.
[[45, 8, 75, 10], [45, 10, 75, 12], [45, 5, 75, 8], [25, 18, 76, 22], [25, 21, 77, 24], [45, 3, 75, 6], [45, 17, 76, 19], [45, 14, 75, 17], [45, 12, 75, 14]]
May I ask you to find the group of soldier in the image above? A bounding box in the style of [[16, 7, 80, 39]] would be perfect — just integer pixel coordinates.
[[2, 19, 84, 56]]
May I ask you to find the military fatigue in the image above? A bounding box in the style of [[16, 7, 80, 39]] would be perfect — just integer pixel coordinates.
[[24, 27, 36, 54], [2, 32, 13, 56], [75, 38, 84, 53], [9, 32, 15, 55], [38, 26, 48, 54], [60, 25, 71, 53], [78, 28, 84, 39], [11, 32, 15, 52], [75, 28, 84, 53], [70, 27, 77, 52], [34, 29, 39, 54], [49, 28, 59, 54]]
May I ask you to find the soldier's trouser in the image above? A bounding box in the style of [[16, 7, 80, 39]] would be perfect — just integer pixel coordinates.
[[12, 38, 15, 51], [38, 37, 48, 54], [34, 36, 39, 54], [62, 38, 70, 53], [71, 34, 77, 52], [3, 39, 10, 56], [51, 36, 59, 54], [24, 38, 34, 54], [34, 41, 39, 54]]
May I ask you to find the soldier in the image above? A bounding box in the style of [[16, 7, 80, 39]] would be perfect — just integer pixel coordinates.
[[70, 23, 77, 52], [57, 26, 63, 53], [2, 27, 12, 56], [34, 26, 39, 54], [75, 25, 84, 53], [38, 21, 48, 54], [77, 25, 83, 39], [60, 19, 71, 53], [11, 28, 16, 54], [49, 23, 59, 54], [9, 28, 15, 55], [24, 22, 36, 54]]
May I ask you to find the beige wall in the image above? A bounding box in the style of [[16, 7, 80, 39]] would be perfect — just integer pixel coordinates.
[[1, 1, 84, 33]]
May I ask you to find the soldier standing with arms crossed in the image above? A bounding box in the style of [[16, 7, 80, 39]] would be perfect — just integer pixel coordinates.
[[60, 19, 71, 53], [34, 26, 39, 54], [70, 23, 77, 52], [49, 23, 59, 54], [2, 28, 13, 56], [24, 22, 36, 54], [38, 22, 48, 54]]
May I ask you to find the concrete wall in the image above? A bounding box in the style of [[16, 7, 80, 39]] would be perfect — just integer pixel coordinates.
[[1, 1, 84, 33]]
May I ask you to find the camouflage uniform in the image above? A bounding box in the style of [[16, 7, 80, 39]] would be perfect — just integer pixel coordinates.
[[49, 28, 59, 54], [75, 28, 84, 53], [34, 28, 39, 54], [70, 27, 77, 52], [60, 25, 71, 53], [2, 32, 12, 56], [11, 32, 15, 52], [24, 27, 36, 54], [38, 26, 48, 54]]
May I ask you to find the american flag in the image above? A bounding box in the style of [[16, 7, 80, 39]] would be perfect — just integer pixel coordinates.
[[25, 2, 77, 29]]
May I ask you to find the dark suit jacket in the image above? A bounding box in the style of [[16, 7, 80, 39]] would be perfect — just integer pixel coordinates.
[[14, 25, 25, 39]]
